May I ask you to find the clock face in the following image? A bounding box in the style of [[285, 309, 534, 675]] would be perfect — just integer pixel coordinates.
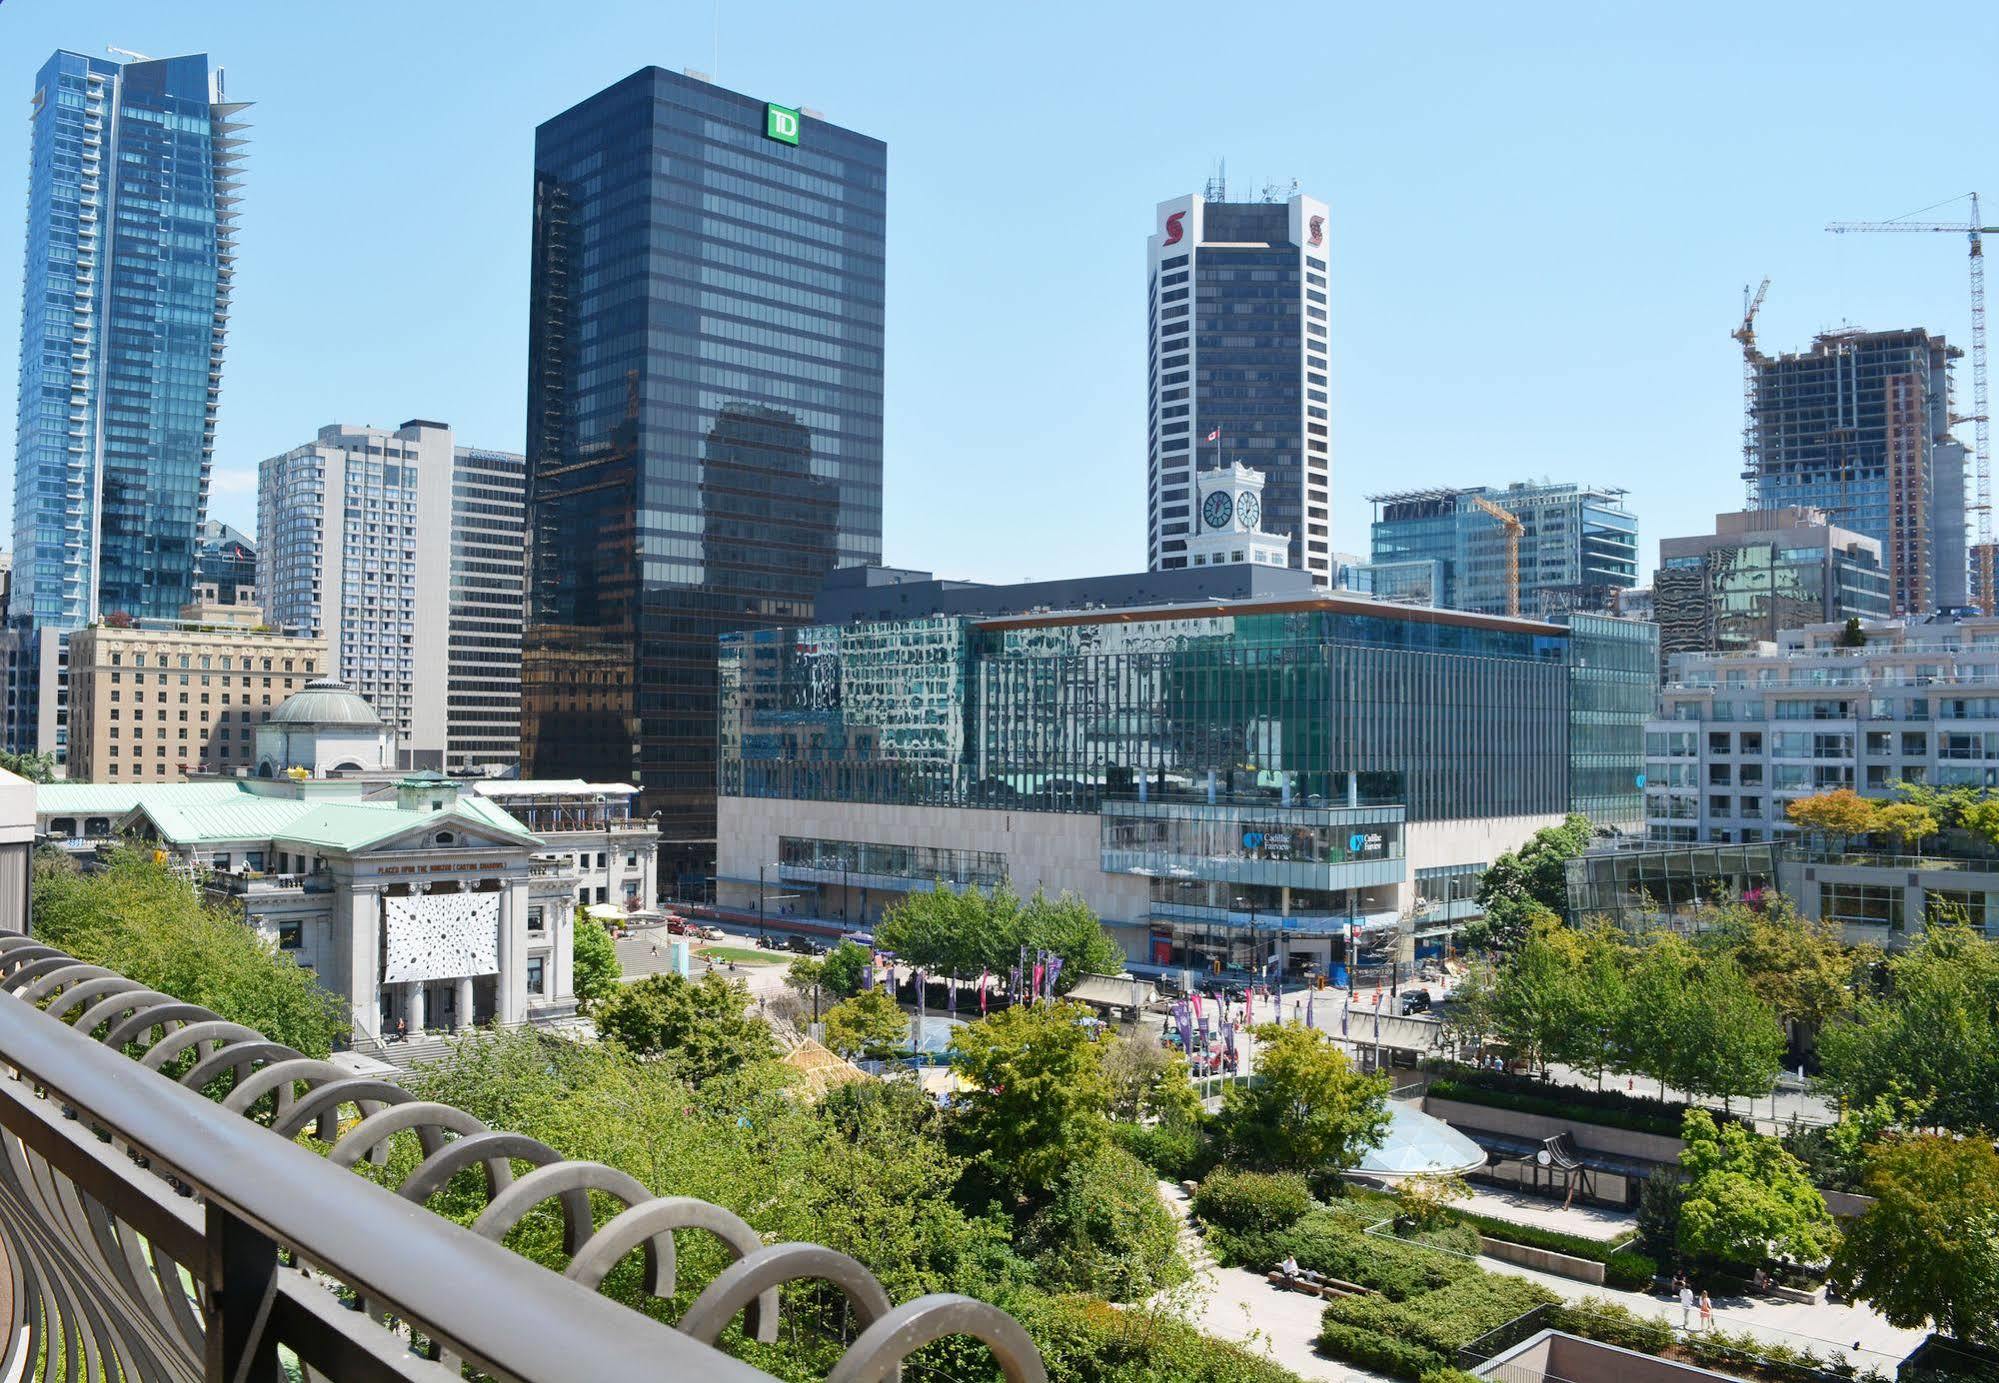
[[1202, 490, 1234, 529], [1237, 491, 1261, 530]]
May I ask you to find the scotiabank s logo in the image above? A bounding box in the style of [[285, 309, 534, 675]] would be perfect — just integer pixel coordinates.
[[1163, 211, 1185, 246], [1308, 214, 1325, 247]]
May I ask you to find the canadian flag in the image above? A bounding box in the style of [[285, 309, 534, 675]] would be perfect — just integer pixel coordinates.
[[1205, 427, 1220, 442]]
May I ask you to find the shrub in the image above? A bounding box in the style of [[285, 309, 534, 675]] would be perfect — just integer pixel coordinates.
[[1270, 1208, 1470, 1300], [1021, 1148, 1186, 1303], [1549, 1295, 1673, 1354], [1111, 1118, 1214, 1182], [1636, 1167, 1685, 1256], [1016, 1292, 1307, 1382], [1313, 1323, 1446, 1380], [1400, 1218, 1484, 1258], [1427, 1072, 1699, 1137], [1452, 1210, 1635, 1264], [1419, 1371, 1488, 1383], [1322, 1271, 1559, 1354], [1191, 1167, 1313, 1236], [1605, 1250, 1660, 1290]]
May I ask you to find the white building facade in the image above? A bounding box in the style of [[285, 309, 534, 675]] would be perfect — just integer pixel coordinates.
[[1146, 189, 1333, 585], [257, 421, 525, 773], [470, 781, 659, 910]]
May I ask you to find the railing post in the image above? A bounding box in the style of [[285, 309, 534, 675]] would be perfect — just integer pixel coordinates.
[[204, 1202, 280, 1383]]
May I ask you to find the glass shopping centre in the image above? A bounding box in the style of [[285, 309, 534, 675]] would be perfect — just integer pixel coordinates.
[[716, 571, 1652, 977]]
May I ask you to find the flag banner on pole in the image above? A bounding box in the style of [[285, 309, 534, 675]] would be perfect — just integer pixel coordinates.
[[979, 968, 990, 1015], [1341, 1002, 1349, 1038], [1047, 954, 1063, 998], [1306, 993, 1315, 1029], [1205, 427, 1220, 442], [948, 971, 957, 1015]]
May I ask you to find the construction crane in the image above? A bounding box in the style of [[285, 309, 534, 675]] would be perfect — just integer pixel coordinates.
[[1829, 195, 1999, 612], [1466, 493, 1523, 617], [1734, 277, 1771, 507]]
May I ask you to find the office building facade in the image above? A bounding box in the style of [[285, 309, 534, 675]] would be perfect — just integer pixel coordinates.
[[522, 69, 885, 886], [64, 603, 326, 782], [1146, 190, 1333, 584], [1748, 328, 1968, 615], [1367, 482, 1638, 617], [9, 51, 248, 756], [193, 520, 256, 606], [257, 421, 525, 772], [1655, 508, 1890, 666], [717, 574, 1652, 974]]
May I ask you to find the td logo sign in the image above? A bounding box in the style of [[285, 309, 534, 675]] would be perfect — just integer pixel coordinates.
[[765, 103, 801, 145]]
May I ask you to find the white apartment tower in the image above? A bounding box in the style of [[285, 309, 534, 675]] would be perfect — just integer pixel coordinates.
[[1146, 188, 1332, 585], [257, 421, 525, 772]]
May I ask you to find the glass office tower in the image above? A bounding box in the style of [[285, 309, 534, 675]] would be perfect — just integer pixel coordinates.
[[8, 50, 246, 754], [522, 69, 885, 886]]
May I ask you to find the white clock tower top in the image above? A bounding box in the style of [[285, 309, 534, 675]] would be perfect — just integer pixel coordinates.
[[1185, 463, 1291, 569]]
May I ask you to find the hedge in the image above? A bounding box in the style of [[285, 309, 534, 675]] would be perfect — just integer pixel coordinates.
[[1550, 1295, 1888, 1383], [1427, 1074, 1687, 1137], [1191, 1167, 1313, 1236], [1321, 1272, 1560, 1356], [1419, 1371, 1488, 1383], [1449, 1210, 1657, 1286], [1271, 1209, 1471, 1301], [1111, 1119, 1214, 1182], [1014, 1293, 1308, 1382], [1313, 1324, 1446, 1381]]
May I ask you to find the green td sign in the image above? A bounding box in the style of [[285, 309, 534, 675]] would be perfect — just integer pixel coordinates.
[[764, 103, 801, 146]]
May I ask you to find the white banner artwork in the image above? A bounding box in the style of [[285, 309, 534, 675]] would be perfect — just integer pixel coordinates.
[[382, 892, 501, 983]]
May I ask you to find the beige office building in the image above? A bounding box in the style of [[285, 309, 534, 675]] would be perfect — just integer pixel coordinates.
[[66, 603, 329, 782]]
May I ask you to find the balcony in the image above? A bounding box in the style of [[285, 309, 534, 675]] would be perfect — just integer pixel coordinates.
[[0, 936, 1043, 1382]]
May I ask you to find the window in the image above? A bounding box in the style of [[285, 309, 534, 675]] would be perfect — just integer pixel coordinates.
[[528, 906, 545, 933], [1925, 889, 1990, 934], [277, 921, 302, 951], [624, 852, 637, 868], [1708, 732, 1730, 755], [1904, 732, 1930, 757], [526, 956, 545, 994], [1820, 881, 1903, 932]]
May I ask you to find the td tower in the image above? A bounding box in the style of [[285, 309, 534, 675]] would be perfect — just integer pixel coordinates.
[[1145, 188, 1332, 585]]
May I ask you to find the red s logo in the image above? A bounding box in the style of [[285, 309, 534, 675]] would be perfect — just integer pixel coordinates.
[[1163, 211, 1185, 246], [1308, 214, 1325, 247]]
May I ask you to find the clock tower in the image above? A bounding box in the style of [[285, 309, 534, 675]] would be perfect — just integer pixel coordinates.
[[1184, 463, 1291, 569]]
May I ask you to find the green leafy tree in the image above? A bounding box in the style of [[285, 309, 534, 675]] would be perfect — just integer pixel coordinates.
[[1700, 897, 1861, 1032], [1614, 931, 1699, 1095], [1817, 921, 1999, 1134], [1019, 1146, 1186, 1302], [569, 911, 622, 1010], [823, 987, 910, 1059], [590, 971, 776, 1083], [1872, 802, 1938, 856], [1831, 1134, 1999, 1348], [1490, 923, 1574, 1075], [949, 1000, 1111, 1200], [879, 884, 1122, 991], [32, 847, 347, 1056], [1101, 1031, 1202, 1125], [1677, 1110, 1838, 1269], [817, 940, 871, 999], [1466, 814, 1592, 953], [1835, 617, 1868, 649], [1215, 1025, 1389, 1179], [1676, 954, 1786, 1105], [0, 748, 57, 783], [1439, 957, 1500, 1062]]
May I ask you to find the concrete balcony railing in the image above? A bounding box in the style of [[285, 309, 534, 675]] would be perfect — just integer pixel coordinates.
[[0, 936, 1046, 1382]]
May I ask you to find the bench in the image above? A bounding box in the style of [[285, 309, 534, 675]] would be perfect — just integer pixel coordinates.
[[1265, 1270, 1373, 1299]]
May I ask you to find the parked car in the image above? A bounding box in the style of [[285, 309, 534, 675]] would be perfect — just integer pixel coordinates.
[[1399, 989, 1433, 1015], [784, 935, 824, 956]]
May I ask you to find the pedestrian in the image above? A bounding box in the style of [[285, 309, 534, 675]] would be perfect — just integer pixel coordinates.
[[1678, 1281, 1694, 1330], [1698, 1290, 1713, 1331], [395, 1017, 407, 1044]]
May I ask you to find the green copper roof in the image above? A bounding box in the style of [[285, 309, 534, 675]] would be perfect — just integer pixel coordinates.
[[40, 780, 539, 852], [37, 781, 246, 818]]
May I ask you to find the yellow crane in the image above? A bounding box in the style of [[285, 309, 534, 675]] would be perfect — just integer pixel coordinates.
[[1467, 492, 1523, 617], [1829, 195, 1999, 611], [1734, 277, 1771, 507]]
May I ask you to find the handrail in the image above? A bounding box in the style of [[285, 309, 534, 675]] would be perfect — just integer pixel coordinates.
[[0, 937, 1047, 1382]]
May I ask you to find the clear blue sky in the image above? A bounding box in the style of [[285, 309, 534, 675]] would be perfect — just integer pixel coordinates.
[[3, 0, 1996, 585]]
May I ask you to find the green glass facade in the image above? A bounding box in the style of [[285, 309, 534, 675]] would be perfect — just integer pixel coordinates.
[[719, 600, 1650, 826]]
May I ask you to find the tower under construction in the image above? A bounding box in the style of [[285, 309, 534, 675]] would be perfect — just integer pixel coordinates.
[[1748, 328, 1969, 616]]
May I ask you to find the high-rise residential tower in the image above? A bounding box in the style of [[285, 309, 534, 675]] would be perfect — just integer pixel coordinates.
[[257, 421, 525, 772], [1145, 189, 1332, 584], [8, 51, 248, 757], [1364, 481, 1639, 617], [522, 69, 885, 887], [1747, 327, 1968, 616]]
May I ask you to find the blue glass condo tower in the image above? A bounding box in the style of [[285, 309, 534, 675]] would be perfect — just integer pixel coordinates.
[[521, 69, 885, 885], [8, 51, 247, 754]]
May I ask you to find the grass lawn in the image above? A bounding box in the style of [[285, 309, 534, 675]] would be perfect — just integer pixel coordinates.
[[696, 945, 783, 965]]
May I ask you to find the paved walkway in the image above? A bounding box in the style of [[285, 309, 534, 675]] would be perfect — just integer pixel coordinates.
[[1455, 1184, 1638, 1241]]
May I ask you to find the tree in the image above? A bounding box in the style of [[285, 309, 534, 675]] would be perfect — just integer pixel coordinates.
[[1785, 788, 1878, 848], [1700, 897, 1860, 1033], [823, 988, 909, 1059], [1675, 955, 1786, 1105], [1101, 1032, 1201, 1126], [1817, 921, 1999, 1134], [1439, 958, 1500, 1061], [1836, 617, 1868, 649], [1613, 931, 1699, 1096], [1490, 924, 1575, 1075], [1872, 802, 1938, 856], [1466, 814, 1592, 953], [590, 971, 776, 1083], [949, 1000, 1111, 1200], [1214, 1025, 1389, 1179], [570, 911, 622, 1010], [1677, 1110, 1838, 1269], [0, 748, 56, 783], [817, 940, 871, 1000], [32, 847, 348, 1057], [879, 885, 1122, 991], [1831, 1134, 1999, 1348]]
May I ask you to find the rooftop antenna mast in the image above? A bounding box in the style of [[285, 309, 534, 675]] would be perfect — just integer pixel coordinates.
[[1204, 159, 1227, 202]]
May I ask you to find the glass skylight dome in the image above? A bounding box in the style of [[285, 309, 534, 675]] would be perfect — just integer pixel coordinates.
[[1351, 1103, 1489, 1180]]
